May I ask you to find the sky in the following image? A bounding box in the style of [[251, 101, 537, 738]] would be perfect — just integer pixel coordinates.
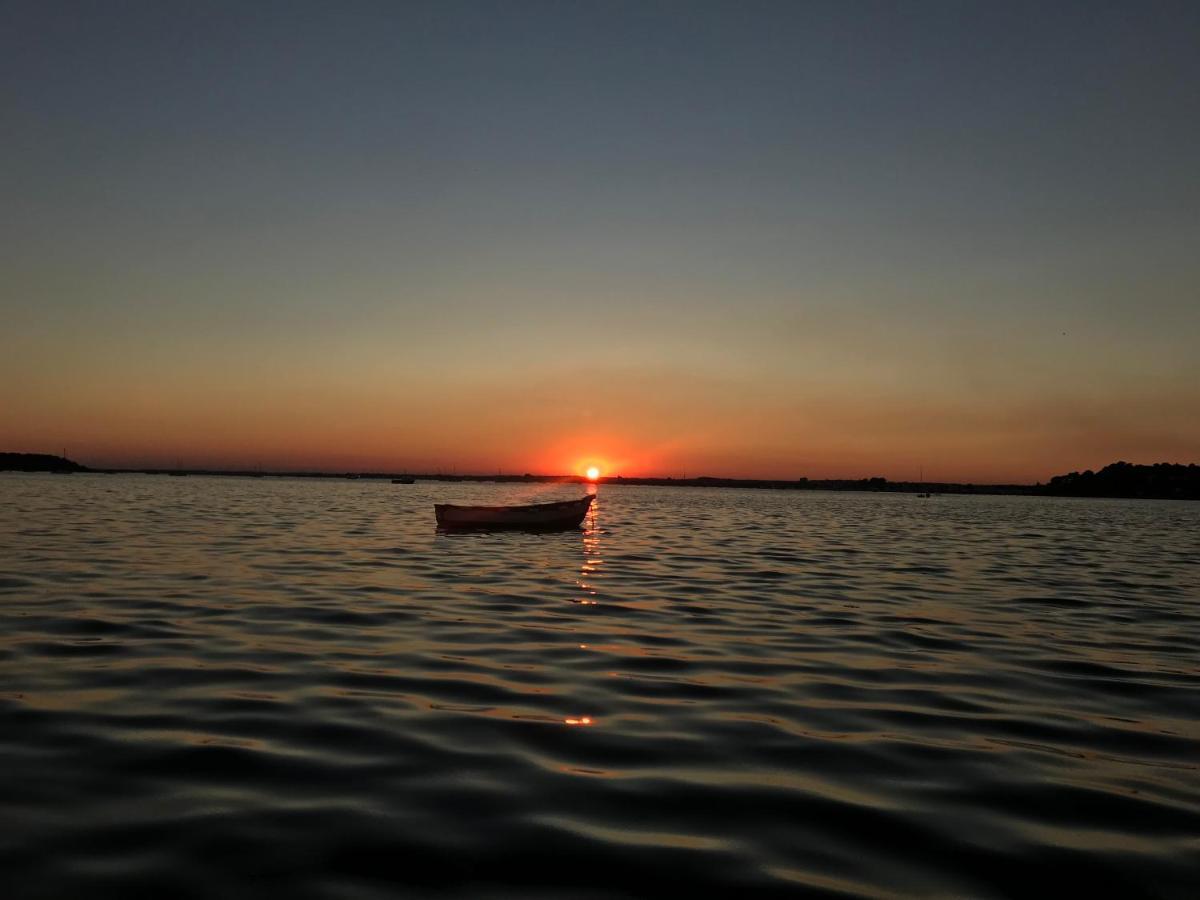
[[2, 0, 1198, 481]]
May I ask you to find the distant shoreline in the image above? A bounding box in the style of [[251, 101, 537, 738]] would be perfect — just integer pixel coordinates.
[[99, 469, 1039, 496], [4, 453, 1196, 500]]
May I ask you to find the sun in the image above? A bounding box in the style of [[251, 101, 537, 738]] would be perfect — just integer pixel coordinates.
[[585, 466, 601, 481]]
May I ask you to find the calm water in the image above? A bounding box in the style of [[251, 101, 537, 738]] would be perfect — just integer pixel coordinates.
[[1, 474, 1197, 898]]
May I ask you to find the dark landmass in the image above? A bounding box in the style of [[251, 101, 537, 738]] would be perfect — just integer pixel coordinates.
[[0, 452, 88, 473], [1036, 461, 1200, 500], [4, 452, 1195, 500]]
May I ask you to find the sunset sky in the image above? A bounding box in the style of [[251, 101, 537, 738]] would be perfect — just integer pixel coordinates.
[[3, 1, 1198, 481]]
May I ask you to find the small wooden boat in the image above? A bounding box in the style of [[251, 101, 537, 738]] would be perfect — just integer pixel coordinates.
[[435, 495, 593, 530]]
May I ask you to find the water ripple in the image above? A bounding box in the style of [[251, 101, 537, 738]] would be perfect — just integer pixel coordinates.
[[1, 474, 1198, 898]]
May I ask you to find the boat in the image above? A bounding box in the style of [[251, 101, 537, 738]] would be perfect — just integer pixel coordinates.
[[392, 476, 415, 484], [435, 495, 593, 530]]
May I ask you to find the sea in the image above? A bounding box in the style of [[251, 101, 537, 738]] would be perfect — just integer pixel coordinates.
[[1, 473, 1197, 898]]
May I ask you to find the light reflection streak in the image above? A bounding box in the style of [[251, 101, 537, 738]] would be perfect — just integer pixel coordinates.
[[563, 493, 603, 726], [570, 493, 604, 608]]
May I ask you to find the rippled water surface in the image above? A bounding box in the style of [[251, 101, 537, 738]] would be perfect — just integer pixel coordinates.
[[2, 474, 1198, 898]]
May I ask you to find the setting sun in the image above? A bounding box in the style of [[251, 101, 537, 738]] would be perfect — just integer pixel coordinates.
[[585, 466, 601, 481]]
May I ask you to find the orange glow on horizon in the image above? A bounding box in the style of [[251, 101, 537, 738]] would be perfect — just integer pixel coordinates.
[[10, 374, 1197, 484], [585, 466, 600, 481]]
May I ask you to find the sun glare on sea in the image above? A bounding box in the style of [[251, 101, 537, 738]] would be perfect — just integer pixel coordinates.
[[586, 466, 601, 481]]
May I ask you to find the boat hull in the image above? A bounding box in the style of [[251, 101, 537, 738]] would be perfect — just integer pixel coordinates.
[[435, 495, 593, 531]]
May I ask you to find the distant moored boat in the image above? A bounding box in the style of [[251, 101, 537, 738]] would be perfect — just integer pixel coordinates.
[[435, 495, 593, 530], [392, 476, 415, 484]]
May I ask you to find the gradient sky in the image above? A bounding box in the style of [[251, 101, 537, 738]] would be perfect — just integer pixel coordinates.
[[3, 1, 1198, 481]]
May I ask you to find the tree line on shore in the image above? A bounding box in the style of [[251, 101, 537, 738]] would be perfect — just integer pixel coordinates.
[[1036, 461, 1199, 500]]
